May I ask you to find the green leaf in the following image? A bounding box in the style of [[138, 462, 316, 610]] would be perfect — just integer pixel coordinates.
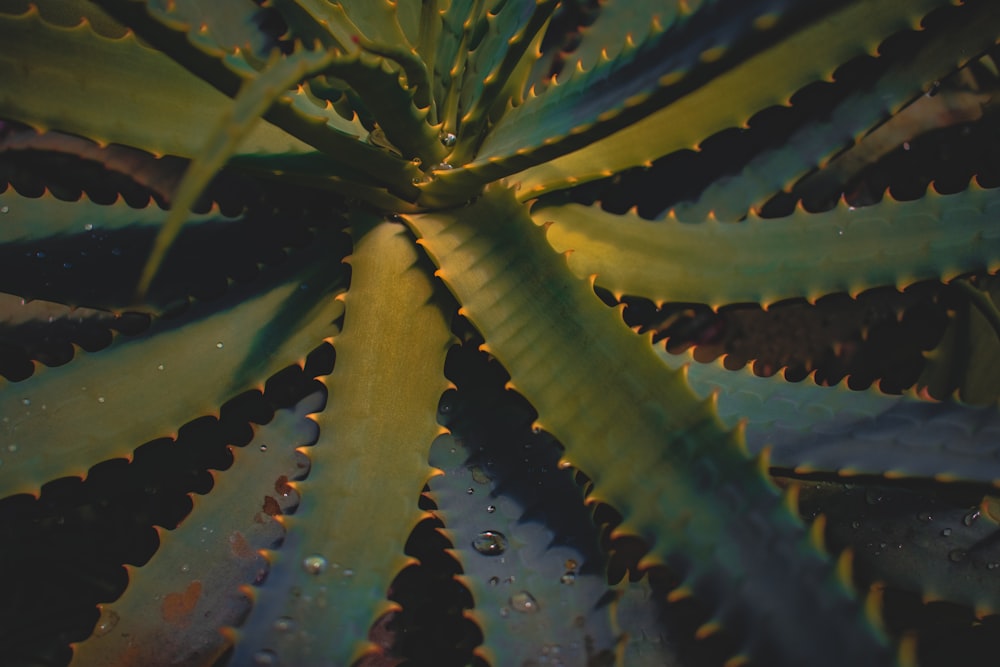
[[919, 277, 1000, 405], [675, 0, 1000, 221], [800, 482, 1000, 617], [69, 392, 323, 667], [406, 186, 890, 665], [0, 232, 347, 499], [660, 348, 1000, 485], [230, 218, 453, 666], [0, 6, 310, 160], [498, 0, 951, 200], [534, 184, 1000, 307]]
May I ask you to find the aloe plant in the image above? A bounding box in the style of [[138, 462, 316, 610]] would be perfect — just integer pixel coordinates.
[[2, 0, 1000, 665]]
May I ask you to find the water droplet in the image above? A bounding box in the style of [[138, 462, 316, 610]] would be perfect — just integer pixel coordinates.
[[216, 341, 224, 349], [7, 444, 17, 454], [93, 609, 119, 636], [510, 591, 539, 613], [988, 562, 1000, 570], [564, 559, 577, 571], [941, 528, 953, 537], [343, 568, 355, 578], [948, 549, 968, 563], [560, 572, 576, 585], [851, 520, 861, 530], [472, 530, 507, 556], [486, 505, 496, 514], [179, 563, 190, 574], [157, 363, 165, 371], [411, 157, 423, 167], [440, 132, 457, 148], [259, 444, 268, 452], [274, 616, 295, 632], [97, 396, 106, 404], [0, 205, 8, 214], [963, 510, 981, 526], [488, 576, 499, 586], [864, 488, 883, 505], [466, 487, 475, 495], [433, 162, 453, 171], [84, 223, 93, 231], [470, 466, 490, 484], [918, 511, 934, 522], [253, 649, 278, 665], [34, 250, 46, 259], [21, 398, 30, 406], [499, 606, 509, 618], [302, 555, 328, 575]]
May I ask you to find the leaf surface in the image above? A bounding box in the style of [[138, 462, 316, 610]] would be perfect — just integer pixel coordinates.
[[230, 218, 452, 666], [69, 392, 323, 667], [0, 234, 347, 498], [535, 184, 1000, 306], [406, 186, 891, 666]]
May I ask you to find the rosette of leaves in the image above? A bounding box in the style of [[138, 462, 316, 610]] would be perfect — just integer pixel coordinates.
[[2, 1, 1000, 666]]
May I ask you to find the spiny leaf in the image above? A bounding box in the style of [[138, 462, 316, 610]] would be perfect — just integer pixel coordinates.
[[406, 186, 891, 666], [919, 276, 1000, 405], [0, 5, 309, 160], [0, 229, 347, 499], [535, 182, 1000, 307], [427, 433, 626, 667], [800, 482, 1000, 618], [136, 45, 343, 297], [69, 392, 322, 667], [499, 0, 951, 200], [660, 348, 1000, 485], [230, 217, 452, 666], [674, 0, 1000, 221], [90, 0, 422, 198]]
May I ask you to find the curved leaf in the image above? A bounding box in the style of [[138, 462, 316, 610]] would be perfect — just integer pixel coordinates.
[[535, 183, 1000, 307], [69, 392, 323, 667], [406, 186, 891, 666], [0, 233, 347, 498], [230, 218, 452, 666]]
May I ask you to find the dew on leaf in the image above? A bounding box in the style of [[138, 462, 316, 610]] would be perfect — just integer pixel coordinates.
[[472, 530, 507, 556], [963, 510, 981, 526], [941, 528, 953, 537], [440, 132, 456, 147], [93, 609, 119, 637], [274, 616, 295, 632], [510, 591, 539, 613], [486, 504, 496, 514], [302, 555, 328, 575], [560, 572, 576, 585], [253, 649, 278, 665]]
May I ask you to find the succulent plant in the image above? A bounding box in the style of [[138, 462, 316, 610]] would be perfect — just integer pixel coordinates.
[[2, 1, 1000, 666]]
